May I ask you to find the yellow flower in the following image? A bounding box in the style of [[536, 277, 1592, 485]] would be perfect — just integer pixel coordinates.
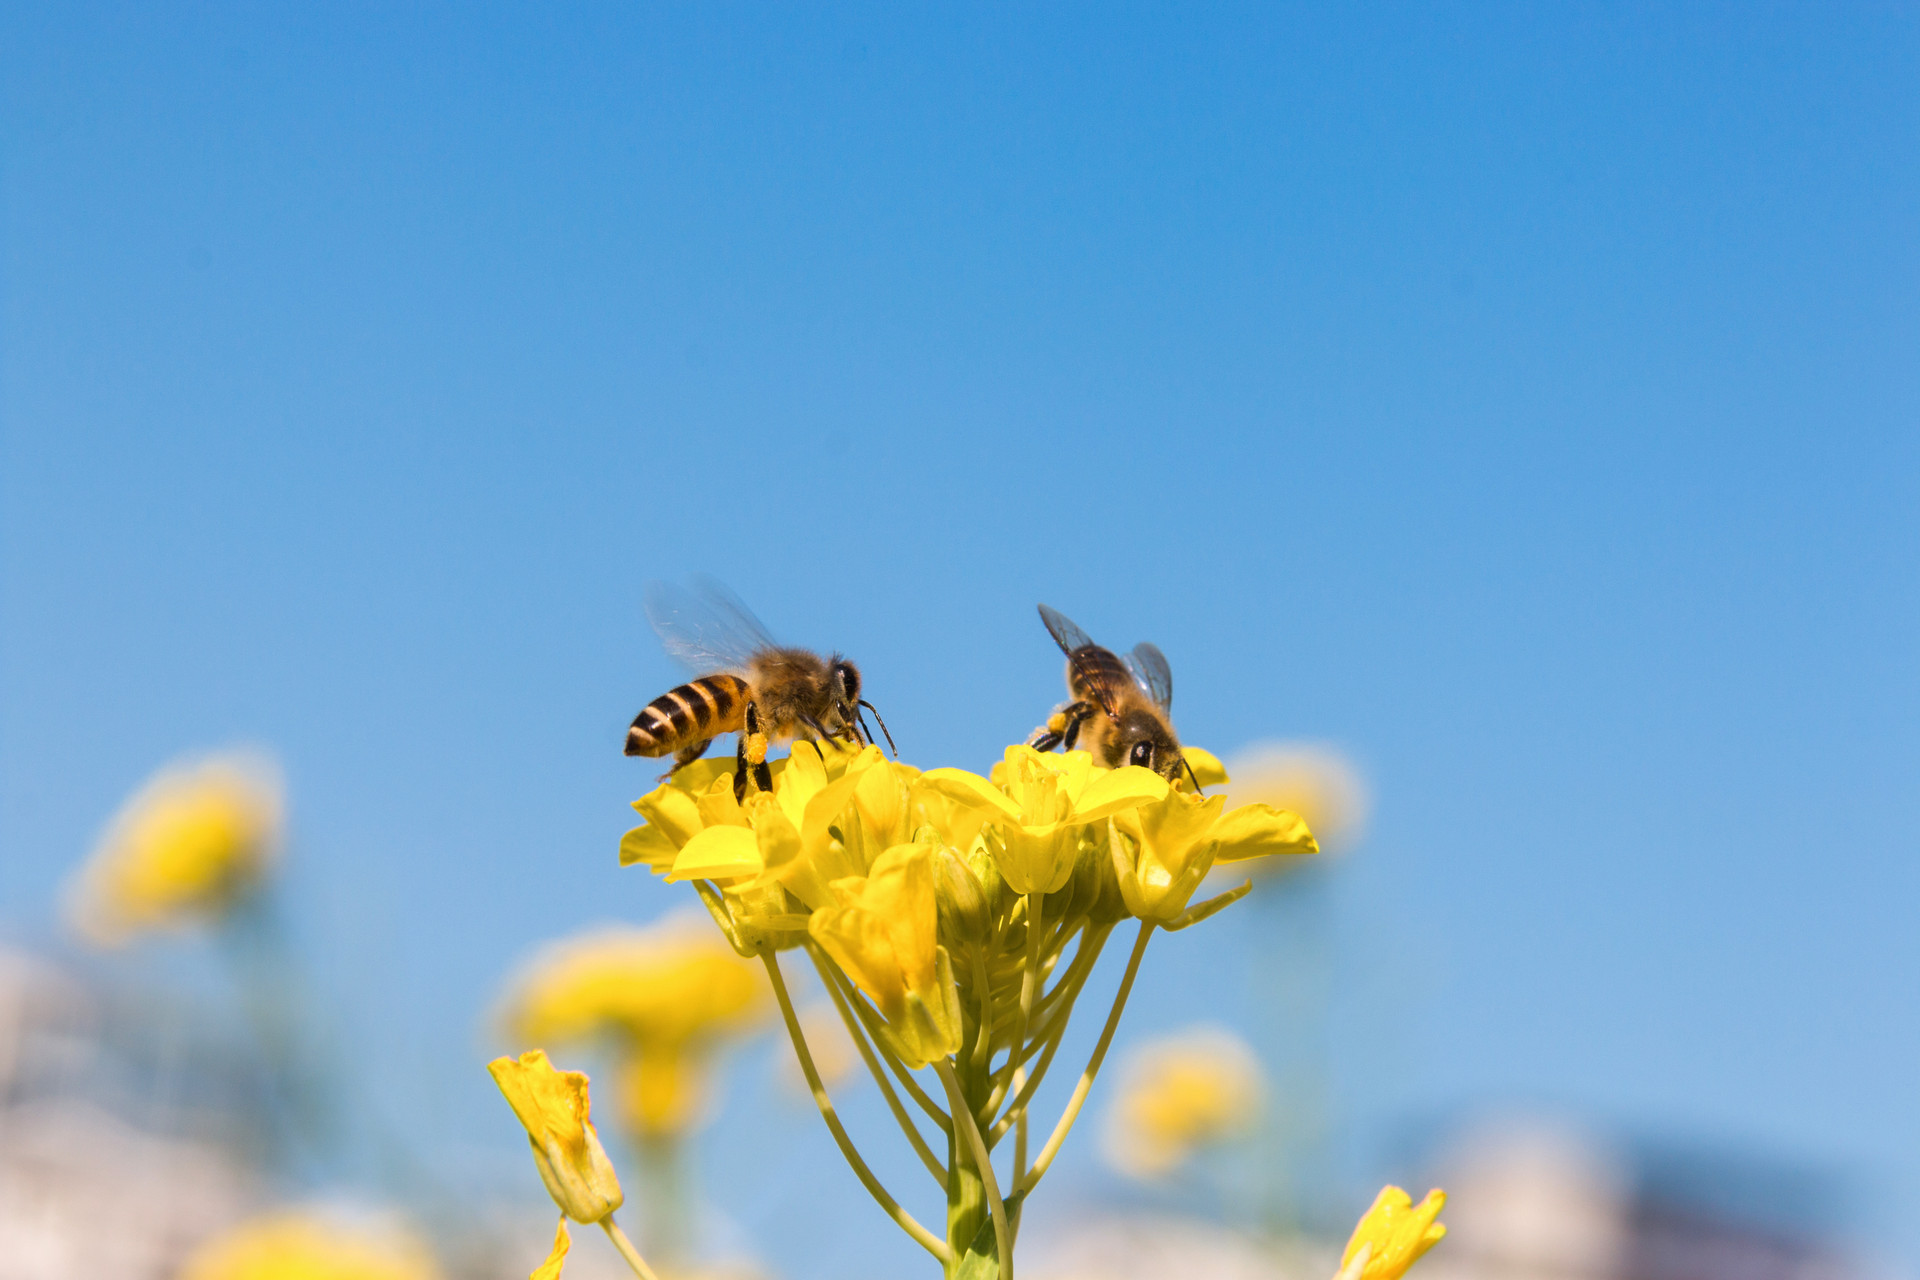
[[1226, 742, 1368, 855], [497, 918, 769, 1139], [1110, 785, 1316, 923], [65, 752, 282, 945], [807, 842, 962, 1067], [920, 746, 1168, 895], [489, 1050, 625, 1223], [179, 1209, 440, 1280], [1103, 1026, 1264, 1179], [1335, 1186, 1447, 1280], [531, 1216, 570, 1280]]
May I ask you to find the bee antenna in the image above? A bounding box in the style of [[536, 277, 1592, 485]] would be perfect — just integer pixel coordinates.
[[1181, 756, 1202, 792], [859, 699, 897, 757]]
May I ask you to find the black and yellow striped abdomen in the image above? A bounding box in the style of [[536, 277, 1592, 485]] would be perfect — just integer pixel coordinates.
[[1066, 644, 1133, 713], [625, 674, 752, 757]]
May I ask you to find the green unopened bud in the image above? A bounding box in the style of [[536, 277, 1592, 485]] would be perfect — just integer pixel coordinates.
[[934, 846, 989, 943]]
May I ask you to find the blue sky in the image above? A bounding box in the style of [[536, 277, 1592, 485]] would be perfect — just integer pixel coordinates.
[[3, 2, 1916, 1273]]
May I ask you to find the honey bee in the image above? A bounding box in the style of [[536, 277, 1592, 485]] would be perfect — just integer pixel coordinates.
[[626, 579, 894, 801], [1028, 604, 1197, 788]]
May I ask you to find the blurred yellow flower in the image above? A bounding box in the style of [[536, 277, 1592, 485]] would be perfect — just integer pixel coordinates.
[[1226, 742, 1368, 855], [1335, 1185, 1447, 1280], [497, 917, 771, 1139], [65, 752, 282, 946], [179, 1209, 440, 1280], [1102, 1026, 1264, 1179], [489, 1050, 625, 1224]]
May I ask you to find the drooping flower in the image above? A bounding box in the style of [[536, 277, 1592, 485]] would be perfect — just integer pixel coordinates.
[[489, 1050, 625, 1224], [1103, 1026, 1265, 1179], [178, 1208, 440, 1280], [807, 841, 963, 1067], [65, 752, 282, 945], [1110, 786, 1317, 923], [497, 918, 770, 1139], [1335, 1186, 1447, 1280]]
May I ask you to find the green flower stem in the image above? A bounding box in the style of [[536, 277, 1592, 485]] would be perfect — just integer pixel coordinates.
[[817, 957, 952, 1133], [602, 1215, 663, 1280], [936, 1058, 1013, 1280], [987, 893, 1046, 1117], [808, 945, 950, 1185], [761, 953, 952, 1265], [968, 945, 996, 1074], [1018, 921, 1155, 1196]]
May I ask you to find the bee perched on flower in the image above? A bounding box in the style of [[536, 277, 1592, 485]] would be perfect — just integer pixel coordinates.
[[612, 737, 1320, 1278]]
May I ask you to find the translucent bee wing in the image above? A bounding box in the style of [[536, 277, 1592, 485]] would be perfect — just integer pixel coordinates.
[[1125, 642, 1175, 711], [1037, 604, 1097, 657], [644, 577, 779, 675]]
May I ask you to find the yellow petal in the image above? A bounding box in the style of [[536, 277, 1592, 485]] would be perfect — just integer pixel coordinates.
[[618, 823, 678, 871], [629, 785, 705, 849], [1339, 1186, 1447, 1280], [488, 1051, 624, 1223], [1209, 803, 1319, 862], [917, 767, 1024, 820], [532, 1216, 569, 1280], [666, 825, 763, 883], [1180, 746, 1229, 788], [1072, 765, 1171, 821]]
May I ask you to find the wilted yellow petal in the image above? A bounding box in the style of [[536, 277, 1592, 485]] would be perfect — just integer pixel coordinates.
[[488, 1050, 624, 1223], [1209, 803, 1318, 862], [667, 825, 763, 883], [531, 1217, 569, 1280]]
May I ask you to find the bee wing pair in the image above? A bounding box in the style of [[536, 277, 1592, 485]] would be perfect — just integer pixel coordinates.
[[1037, 603, 1174, 714]]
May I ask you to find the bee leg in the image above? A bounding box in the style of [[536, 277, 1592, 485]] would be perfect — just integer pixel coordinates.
[[1031, 702, 1094, 753], [664, 738, 714, 782], [734, 702, 775, 803]]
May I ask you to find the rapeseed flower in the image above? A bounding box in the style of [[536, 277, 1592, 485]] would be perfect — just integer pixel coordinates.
[[66, 752, 282, 945], [619, 738, 1320, 1273], [1103, 1026, 1264, 1178], [489, 1050, 625, 1224], [1335, 1186, 1447, 1280], [499, 918, 770, 1138], [1226, 742, 1367, 856], [179, 1209, 440, 1280]]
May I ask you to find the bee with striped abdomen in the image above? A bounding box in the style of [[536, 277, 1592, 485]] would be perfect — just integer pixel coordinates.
[[626, 579, 894, 801], [1028, 604, 1196, 788]]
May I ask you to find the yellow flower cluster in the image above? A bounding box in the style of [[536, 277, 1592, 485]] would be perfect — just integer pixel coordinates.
[[621, 741, 1315, 1069], [179, 1209, 440, 1280], [1102, 1026, 1264, 1179], [66, 752, 282, 946], [498, 919, 770, 1138]]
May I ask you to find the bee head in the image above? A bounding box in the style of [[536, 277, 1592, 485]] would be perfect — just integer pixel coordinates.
[[1115, 708, 1183, 781], [828, 657, 861, 705]]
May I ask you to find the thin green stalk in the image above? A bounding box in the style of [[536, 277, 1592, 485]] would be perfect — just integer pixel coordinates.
[[601, 1216, 663, 1280], [987, 892, 1046, 1116], [761, 953, 951, 1265], [1018, 922, 1154, 1195], [937, 1059, 1012, 1280], [808, 945, 949, 1185], [819, 959, 952, 1133], [969, 945, 996, 1073]]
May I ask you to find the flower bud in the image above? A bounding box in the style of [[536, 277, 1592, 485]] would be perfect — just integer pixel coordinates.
[[933, 846, 989, 943]]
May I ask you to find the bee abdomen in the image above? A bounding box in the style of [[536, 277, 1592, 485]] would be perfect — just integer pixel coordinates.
[[1068, 645, 1133, 707], [626, 674, 751, 757]]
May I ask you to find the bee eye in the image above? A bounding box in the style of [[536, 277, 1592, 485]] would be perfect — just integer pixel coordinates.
[[1129, 742, 1155, 768]]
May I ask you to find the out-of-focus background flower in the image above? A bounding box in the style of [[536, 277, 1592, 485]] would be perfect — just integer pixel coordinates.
[[2, 5, 1914, 1279]]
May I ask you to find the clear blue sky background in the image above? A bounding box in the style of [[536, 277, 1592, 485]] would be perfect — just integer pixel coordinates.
[[4, 3, 1916, 1274]]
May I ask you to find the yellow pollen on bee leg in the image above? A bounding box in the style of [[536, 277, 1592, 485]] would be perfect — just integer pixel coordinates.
[[745, 733, 769, 765], [1047, 712, 1068, 733]]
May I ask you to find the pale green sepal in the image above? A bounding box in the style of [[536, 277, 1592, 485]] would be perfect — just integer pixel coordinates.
[[1164, 878, 1253, 931]]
